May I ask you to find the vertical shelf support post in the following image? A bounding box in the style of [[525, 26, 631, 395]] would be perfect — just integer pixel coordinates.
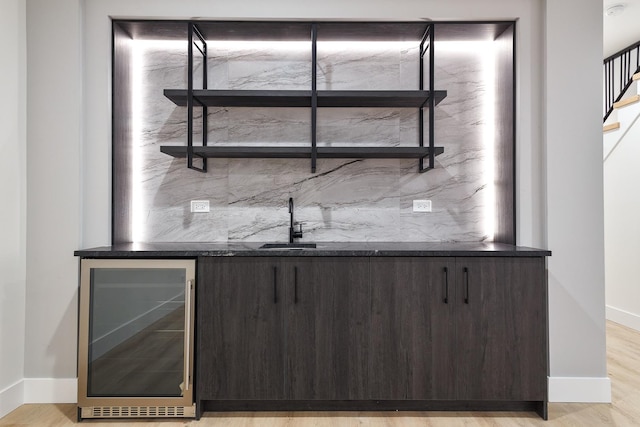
[[428, 24, 435, 171], [187, 22, 208, 172], [418, 24, 435, 173], [311, 23, 318, 173]]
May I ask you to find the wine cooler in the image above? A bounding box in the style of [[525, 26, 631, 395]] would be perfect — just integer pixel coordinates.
[[77, 259, 196, 419]]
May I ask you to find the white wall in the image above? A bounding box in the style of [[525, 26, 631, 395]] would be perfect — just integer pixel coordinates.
[[24, 0, 82, 402], [81, 0, 545, 249], [20, 0, 608, 404], [0, 0, 27, 417], [604, 107, 640, 331], [544, 0, 610, 402]]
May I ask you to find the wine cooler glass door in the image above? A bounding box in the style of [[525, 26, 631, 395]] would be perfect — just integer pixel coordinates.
[[78, 259, 195, 408]]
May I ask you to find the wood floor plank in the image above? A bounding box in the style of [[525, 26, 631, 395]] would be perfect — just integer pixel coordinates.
[[2, 321, 639, 426]]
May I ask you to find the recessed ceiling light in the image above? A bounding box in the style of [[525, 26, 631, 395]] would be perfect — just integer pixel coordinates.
[[606, 3, 627, 17]]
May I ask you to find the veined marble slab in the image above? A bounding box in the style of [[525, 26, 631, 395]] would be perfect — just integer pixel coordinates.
[[127, 41, 494, 243]]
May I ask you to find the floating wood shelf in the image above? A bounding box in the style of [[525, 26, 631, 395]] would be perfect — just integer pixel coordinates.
[[164, 89, 447, 108], [317, 91, 447, 108], [318, 146, 445, 158], [160, 145, 444, 159], [164, 90, 312, 107]]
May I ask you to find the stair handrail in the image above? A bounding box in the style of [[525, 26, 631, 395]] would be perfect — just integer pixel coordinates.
[[604, 40, 640, 122]]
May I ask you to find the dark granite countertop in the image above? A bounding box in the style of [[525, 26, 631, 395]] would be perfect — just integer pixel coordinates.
[[74, 242, 551, 258]]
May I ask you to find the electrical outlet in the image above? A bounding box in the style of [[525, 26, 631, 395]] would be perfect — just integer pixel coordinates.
[[191, 200, 210, 213], [413, 200, 432, 212]]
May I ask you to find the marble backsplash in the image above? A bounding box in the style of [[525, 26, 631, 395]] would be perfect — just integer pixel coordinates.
[[132, 40, 491, 243]]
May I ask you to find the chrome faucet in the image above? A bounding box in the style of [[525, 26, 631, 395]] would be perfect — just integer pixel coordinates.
[[289, 197, 303, 243]]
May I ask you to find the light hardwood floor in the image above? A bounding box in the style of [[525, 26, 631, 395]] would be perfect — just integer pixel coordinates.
[[2, 320, 639, 427]]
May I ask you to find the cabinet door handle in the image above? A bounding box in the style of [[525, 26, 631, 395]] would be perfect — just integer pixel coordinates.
[[273, 266, 278, 304], [443, 266, 449, 304], [294, 266, 298, 304], [464, 267, 469, 304]]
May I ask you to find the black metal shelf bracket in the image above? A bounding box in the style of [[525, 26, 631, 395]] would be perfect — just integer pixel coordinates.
[[419, 24, 436, 173], [311, 23, 318, 173], [187, 22, 208, 173], [174, 21, 441, 174]]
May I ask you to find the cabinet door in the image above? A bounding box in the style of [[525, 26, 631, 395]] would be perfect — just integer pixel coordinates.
[[369, 257, 456, 399], [455, 257, 547, 401], [285, 257, 370, 400], [198, 257, 285, 400]]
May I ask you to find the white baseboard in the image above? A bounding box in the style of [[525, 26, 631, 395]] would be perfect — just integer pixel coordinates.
[[606, 305, 640, 332], [5, 376, 613, 408], [23, 378, 77, 404], [0, 379, 24, 418], [548, 376, 612, 403]]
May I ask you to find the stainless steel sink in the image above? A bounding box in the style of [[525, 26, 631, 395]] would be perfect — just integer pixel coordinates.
[[259, 243, 317, 249]]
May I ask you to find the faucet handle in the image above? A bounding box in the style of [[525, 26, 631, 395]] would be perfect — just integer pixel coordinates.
[[293, 222, 303, 238]]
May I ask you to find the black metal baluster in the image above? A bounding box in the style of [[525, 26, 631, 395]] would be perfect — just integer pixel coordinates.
[[620, 55, 624, 93], [601, 41, 640, 121], [604, 63, 608, 116], [610, 61, 613, 112], [625, 52, 629, 82], [604, 63, 607, 115], [610, 61, 614, 110], [609, 62, 612, 111]]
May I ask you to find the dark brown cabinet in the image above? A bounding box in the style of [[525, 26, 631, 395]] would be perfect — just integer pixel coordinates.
[[197, 255, 547, 417], [285, 257, 370, 400], [369, 257, 456, 399], [455, 257, 547, 401], [369, 257, 547, 403], [197, 256, 370, 402], [198, 257, 285, 400]]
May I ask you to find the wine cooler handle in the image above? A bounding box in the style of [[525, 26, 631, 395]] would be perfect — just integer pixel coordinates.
[[185, 279, 194, 391]]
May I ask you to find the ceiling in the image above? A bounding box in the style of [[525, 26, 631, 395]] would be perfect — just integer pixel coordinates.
[[604, 0, 640, 57]]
